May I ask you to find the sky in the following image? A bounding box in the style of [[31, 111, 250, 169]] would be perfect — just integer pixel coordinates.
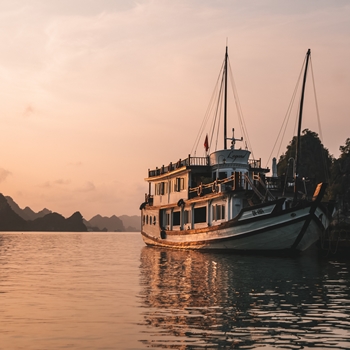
[[0, 0, 349, 220]]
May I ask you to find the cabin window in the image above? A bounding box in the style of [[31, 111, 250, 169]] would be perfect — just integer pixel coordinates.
[[155, 182, 166, 195], [173, 211, 180, 226], [218, 172, 227, 180], [159, 209, 165, 228], [184, 210, 191, 224], [146, 215, 149, 224], [194, 207, 206, 223], [153, 216, 156, 225], [174, 177, 184, 192], [143, 215, 145, 224], [168, 180, 173, 193], [212, 204, 225, 221]]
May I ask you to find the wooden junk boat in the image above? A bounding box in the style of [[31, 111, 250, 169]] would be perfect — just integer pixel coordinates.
[[140, 48, 332, 252]]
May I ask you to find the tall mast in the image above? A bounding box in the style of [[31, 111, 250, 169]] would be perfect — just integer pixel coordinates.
[[293, 49, 311, 203], [224, 46, 228, 150]]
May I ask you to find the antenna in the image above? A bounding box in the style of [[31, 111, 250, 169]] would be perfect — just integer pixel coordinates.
[[226, 128, 243, 150]]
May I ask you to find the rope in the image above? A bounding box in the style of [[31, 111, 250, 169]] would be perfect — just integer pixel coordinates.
[[310, 57, 330, 183], [212, 73, 225, 151], [265, 60, 305, 169], [228, 60, 254, 157], [191, 60, 225, 155], [191, 52, 254, 156]]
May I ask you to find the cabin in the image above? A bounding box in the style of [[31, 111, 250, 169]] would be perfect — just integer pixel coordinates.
[[142, 148, 270, 232]]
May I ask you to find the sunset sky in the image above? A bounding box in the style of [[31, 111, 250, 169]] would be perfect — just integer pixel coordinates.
[[0, 0, 349, 220]]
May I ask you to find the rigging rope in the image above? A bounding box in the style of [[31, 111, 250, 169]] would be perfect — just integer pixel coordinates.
[[211, 73, 225, 151], [190, 60, 225, 155], [266, 52, 330, 185], [191, 51, 255, 157], [265, 58, 305, 168], [228, 60, 254, 158], [310, 58, 323, 141], [310, 57, 330, 183]]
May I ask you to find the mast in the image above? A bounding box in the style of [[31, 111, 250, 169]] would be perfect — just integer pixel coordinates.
[[224, 46, 228, 150], [293, 49, 311, 203]]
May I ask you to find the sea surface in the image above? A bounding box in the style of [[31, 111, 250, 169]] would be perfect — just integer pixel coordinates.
[[0, 232, 350, 350]]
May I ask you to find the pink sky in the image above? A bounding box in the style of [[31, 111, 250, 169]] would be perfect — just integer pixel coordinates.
[[0, 0, 349, 220]]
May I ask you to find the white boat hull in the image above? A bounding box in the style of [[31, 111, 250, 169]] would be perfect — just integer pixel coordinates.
[[141, 203, 330, 252]]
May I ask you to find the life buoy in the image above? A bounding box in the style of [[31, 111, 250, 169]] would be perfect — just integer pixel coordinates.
[[177, 199, 185, 207], [212, 180, 218, 193], [197, 184, 203, 196], [139, 202, 146, 210]]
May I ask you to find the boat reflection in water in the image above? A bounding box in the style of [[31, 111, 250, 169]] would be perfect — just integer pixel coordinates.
[[139, 247, 350, 349]]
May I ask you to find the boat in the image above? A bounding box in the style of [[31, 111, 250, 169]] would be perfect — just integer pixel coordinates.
[[140, 48, 332, 252]]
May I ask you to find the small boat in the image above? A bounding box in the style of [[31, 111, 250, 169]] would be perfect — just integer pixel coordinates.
[[140, 48, 332, 252]]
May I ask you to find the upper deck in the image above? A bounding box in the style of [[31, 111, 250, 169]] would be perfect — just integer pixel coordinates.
[[146, 151, 268, 181], [146, 155, 209, 180]]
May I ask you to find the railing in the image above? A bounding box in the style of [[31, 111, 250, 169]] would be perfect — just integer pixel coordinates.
[[189, 173, 244, 199], [249, 158, 262, 169], [188, 156, 208, 166], [188, 172, 276, 202], [148, 155, 209, 177], [147, 154, 266, 178]]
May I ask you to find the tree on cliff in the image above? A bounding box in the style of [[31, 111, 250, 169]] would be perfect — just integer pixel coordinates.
[[277, 129, 332, 195], [328, 138, 350, 210]]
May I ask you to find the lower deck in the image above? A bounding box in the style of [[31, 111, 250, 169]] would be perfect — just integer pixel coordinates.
[[141, 191, 289, 234]]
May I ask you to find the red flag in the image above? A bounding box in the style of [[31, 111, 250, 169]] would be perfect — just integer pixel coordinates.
[[204, 134, 209, 152]]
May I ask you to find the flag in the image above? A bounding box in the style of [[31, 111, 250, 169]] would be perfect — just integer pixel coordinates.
[[204, 134, 209, 152]]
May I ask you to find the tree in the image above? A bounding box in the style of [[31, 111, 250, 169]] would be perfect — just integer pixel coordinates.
[[277, 129, 332, 196], [328, 138, 350, 208]]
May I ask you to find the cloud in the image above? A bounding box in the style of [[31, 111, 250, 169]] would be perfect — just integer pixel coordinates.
[[39, 179, 70, 188], [22, 104, 35, 117], [54, 178, 71, 185], [74, 181, 96, 192], [40, 181, 52, 188], [0, 168, 11, 182]]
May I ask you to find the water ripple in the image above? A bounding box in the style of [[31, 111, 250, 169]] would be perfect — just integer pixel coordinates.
[[139, 247, 350, 349]]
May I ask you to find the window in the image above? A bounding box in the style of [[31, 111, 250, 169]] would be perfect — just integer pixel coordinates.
[[194, 207, 206, 223], [174, 177, 184, 192], [212, 204, 225, 221], [184, 210, 190, 224], [168, 180, 173, 193], [219, 172, 227, 180], [166, 213, 170, 226], [155, 182, 166, 195], [155, 183, 160, 195], [173, 211, 180, 226]]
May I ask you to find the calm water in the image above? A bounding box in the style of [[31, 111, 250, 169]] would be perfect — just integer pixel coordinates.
[[1, 232, 350, 349]]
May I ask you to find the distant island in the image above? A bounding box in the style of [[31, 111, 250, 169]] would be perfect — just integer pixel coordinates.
[[0, 193, 141, 232]]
